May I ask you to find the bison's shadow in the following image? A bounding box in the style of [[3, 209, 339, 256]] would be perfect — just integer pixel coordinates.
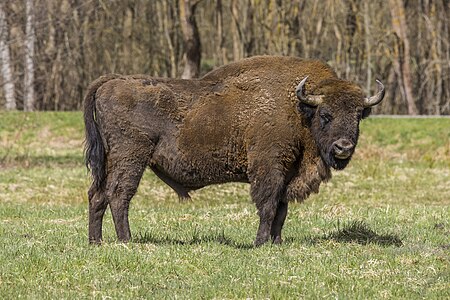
[[134, 230, 254, 249], [298, 220, 403, 247], [134, 220, 402, 248]]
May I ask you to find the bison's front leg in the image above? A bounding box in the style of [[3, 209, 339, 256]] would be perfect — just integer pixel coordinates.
[[250, 168, 286, 247], [270, 201, 288, 244]]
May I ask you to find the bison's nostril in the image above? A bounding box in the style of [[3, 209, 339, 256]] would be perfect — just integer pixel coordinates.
[[334, 143, 344, 151], [333, 139, 354, 159]]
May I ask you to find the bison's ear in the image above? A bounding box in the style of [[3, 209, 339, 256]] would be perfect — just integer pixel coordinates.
[[362, 107, 372, 119], [298, 102, 316, 123]]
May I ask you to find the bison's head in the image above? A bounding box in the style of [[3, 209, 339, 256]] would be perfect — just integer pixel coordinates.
[[296, 77, 385, 170]]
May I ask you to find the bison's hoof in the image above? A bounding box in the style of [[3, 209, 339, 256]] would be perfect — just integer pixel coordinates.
[[272, 236, 283, 245], [89, 239, 102, 246], [254, 237, 270, 247]]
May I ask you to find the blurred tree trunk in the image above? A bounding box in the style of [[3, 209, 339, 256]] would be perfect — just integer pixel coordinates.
[[244, 0, 255, 56], [286, 0, 301, 56], [215, 0, 227, 65], [230, 0, 255, 59], [388, 0, 418, 115], [344, 0, 358, 78], [0, 3, 15, 110], [299, 1, 322, 59], [122, 5, 134, 71], [423, 1, 444, 114], [24, 0, 35, 111], [363, 0, 372, 93], [42, 0, 55, 110], [180, 0, 201, 79], [230, 0, 242, 60], [158, 0, 178, 77]]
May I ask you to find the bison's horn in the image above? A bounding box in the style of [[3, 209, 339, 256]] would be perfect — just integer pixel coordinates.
[[296, 76, 324, 106], [364, 80, 385, 107]]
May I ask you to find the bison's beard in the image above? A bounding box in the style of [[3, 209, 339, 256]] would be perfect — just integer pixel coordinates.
[[329, 155, 352, 170]]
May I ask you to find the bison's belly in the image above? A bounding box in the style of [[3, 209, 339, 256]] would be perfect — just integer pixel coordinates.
[[151, 136, 248, 189]]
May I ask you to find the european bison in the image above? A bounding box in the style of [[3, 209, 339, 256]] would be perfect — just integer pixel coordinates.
[[84, 56, 385, 246]]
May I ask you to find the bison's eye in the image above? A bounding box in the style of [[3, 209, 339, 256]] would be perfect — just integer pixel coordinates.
[[357, 110, 363, 121], [320, 113, 332, 127]]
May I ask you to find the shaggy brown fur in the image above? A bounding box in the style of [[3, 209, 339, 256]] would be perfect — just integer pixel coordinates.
[[84, 55, 384, 246]]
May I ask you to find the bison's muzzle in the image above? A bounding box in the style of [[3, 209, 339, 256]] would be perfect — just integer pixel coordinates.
[[332, 138, 355, 160]]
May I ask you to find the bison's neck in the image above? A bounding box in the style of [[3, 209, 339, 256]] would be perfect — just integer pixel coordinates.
[[285, 137, 332, 202]]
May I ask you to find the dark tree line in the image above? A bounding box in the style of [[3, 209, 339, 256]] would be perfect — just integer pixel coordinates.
[[0, 0, 449, 114]]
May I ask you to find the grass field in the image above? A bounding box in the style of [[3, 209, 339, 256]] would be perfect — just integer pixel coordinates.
[[0, 112, 449, 299]]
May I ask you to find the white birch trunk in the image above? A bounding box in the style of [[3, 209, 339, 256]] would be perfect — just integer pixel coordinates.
[[24, 0, 35, 111], [0, 4, 15, 110]]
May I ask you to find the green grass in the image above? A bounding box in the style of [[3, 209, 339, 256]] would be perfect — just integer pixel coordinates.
[[0, 112, 449, 299]]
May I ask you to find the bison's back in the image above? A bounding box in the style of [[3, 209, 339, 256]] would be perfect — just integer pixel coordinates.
[[202, 56, 336, 87]]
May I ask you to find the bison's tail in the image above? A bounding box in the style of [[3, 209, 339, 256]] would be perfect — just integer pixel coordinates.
[[84, 74, 120, 191]]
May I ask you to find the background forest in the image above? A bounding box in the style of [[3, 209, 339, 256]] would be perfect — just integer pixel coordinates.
[[0, 0, 449, 114]]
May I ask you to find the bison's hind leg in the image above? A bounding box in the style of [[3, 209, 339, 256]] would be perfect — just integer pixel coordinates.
[[88, 184, 108, 244], [105, 153, 147, 242]]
